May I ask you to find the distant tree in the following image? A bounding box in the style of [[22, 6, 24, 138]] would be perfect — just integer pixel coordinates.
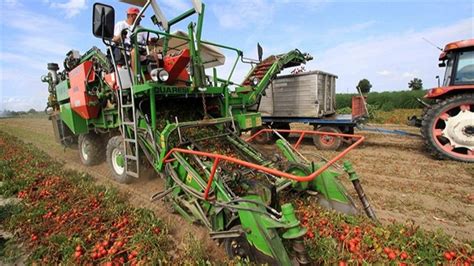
[[27, 108, 37, 114], [408, 78, 423, 91], [357, 79, 372, 93]]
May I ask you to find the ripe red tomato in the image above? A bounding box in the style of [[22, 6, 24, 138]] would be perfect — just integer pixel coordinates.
[[388, 252, 397, 260], [444, 252, 453, 261], [400, 251, 408, 260]]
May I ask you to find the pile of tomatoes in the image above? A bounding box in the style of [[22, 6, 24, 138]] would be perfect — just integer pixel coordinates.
[[295, 199, 473, 264]]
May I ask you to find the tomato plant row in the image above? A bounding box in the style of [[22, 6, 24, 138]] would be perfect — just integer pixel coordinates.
[[0, 132, 171, 265]]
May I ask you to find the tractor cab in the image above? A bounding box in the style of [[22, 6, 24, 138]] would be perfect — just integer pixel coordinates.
[[440, 40, 474, 86], [426, 39, 474, 98]]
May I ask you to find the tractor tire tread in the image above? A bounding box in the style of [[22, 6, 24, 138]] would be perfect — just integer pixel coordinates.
[[106, 136, 135, 184], [420, 93, 474, 162]]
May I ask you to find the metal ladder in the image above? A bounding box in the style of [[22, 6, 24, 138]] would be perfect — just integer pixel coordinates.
[[117, 70, 140, 178]]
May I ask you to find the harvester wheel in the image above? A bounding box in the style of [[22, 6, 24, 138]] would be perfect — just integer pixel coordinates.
[[78, 133, 105, 166], [312, 126, 342, 150], [106, 136, 134, 184], [421, 93, 474, 162]]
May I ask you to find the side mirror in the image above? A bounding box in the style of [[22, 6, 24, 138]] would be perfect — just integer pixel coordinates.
[[92, 3, 115, 40], [257, 43, 263, 62], [438, 60, 446, 67]]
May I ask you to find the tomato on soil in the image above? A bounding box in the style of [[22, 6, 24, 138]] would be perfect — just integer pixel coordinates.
[[388, 252, 397, 260], [444, 252, 453, 261], [400, 251, 408, 260]]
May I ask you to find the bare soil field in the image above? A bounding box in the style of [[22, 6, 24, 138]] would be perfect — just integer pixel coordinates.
[[1, 117, 472, 244]]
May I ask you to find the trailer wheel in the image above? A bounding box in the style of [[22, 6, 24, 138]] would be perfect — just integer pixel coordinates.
[[272, 123, 290, 139], [250, 125, 274, 144], [313, 126, 342, 150], [78, 133, 105, 166], [106, 136, 134, 184]]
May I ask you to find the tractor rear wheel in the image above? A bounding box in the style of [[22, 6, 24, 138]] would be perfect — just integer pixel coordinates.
[[421, 93, 474, 162], [106, 136, 135, 184], [78, 132, 105, 166], [312, 126, 342, 150]]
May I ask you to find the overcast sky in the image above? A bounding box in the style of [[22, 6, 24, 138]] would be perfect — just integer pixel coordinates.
[[0, 0, 472, 111]]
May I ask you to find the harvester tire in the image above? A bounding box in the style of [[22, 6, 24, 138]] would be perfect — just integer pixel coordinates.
[[78, 133, 105, 166], [106, 136, 134, 184], [421, 93, 474, 162], [312, 126, 342, 150]]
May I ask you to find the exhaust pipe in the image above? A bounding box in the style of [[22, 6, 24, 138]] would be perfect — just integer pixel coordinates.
[[47, 63, 59, 84]]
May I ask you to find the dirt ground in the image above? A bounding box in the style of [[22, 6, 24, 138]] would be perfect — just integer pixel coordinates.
[[0, 118, 472, 249]]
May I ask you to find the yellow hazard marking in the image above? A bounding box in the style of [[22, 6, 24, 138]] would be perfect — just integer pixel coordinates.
[[186, 173, 193, 183], [160, 135, 165, 148], [246, 118, 252, 128]]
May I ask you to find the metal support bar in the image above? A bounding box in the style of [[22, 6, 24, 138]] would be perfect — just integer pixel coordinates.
[[203, 158, 220, 200], [162, 130, 364, 187]]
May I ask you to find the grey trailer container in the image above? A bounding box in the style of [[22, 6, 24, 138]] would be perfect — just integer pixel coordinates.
[[259, 70, 337, 118]]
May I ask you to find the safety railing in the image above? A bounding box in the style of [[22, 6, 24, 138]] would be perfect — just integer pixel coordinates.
[[162, 130, 364, 200]]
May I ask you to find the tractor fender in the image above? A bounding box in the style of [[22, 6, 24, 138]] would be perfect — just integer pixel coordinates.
[[425, 85, 474, 99]]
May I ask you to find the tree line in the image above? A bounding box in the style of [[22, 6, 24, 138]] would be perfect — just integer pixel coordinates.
[[356, 77, 424, 93]]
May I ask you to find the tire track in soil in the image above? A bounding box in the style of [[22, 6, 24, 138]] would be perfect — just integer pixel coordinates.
[[0, 118, 227, 261]]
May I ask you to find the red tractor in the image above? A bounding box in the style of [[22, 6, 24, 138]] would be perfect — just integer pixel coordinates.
[[421, 39, 474, 162]]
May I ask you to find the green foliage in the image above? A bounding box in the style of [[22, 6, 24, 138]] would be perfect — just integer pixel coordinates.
[[336, 90, 428, 110], [408, 78, 423, 91], [181, 232, 212, 264], [336, 107, 352, 114], [380, 101, 395, 112], [356, 79, 372, 93], [0, 160, 14, 180]]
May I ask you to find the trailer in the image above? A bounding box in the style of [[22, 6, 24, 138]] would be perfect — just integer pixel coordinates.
[[254, 71, 367, 149]]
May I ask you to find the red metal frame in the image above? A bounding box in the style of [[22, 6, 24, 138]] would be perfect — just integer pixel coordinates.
[[162, 129, 364, 200]]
